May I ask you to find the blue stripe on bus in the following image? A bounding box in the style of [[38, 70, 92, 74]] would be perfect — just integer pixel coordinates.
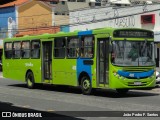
[[77, 58, 92, 83], [78, 30, 92, 36], [117, 70, 154, 79]]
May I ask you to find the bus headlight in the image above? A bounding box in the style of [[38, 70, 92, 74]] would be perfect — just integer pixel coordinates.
[[113, 70, 125, 80], [121, 76, 125, 80], [114, 73, 117, 76], [113, 70, 117, 76]]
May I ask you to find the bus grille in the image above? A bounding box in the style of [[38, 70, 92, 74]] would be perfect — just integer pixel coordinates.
[[128, 82, 147, 86]]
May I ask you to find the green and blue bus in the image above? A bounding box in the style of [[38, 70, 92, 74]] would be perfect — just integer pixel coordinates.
[[3, 27, 156, 94]]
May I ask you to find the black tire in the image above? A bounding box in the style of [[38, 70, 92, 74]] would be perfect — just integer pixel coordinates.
[[26, 71, 35, 89], [81, 76, 92, 95], [116, 89, 129, 94]]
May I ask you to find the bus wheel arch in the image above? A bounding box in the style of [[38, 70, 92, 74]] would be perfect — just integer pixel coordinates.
[[25, 70, 35, 89], [78, 72, 92, 95]]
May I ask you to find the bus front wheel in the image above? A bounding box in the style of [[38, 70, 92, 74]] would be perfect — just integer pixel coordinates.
[[116, 89, 129, 94], [26, 71, 35, 89], [81, 76, 92, 95]]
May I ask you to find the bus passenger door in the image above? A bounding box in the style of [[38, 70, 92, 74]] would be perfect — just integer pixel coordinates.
[[97, 38, 109, 86], [42, 41, 52, 81]]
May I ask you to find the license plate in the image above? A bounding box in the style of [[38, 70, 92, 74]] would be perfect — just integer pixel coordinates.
[[134, 82, 142, 85]]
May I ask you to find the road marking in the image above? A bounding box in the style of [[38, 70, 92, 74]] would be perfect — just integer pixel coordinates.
[[22, 105, 30, 108], [47, 110, 55, 112]]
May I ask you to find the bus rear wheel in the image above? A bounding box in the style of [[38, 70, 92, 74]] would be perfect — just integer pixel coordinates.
[[116, 89, 129, 94], [26, 71, 35, 89], [81, 76, 92, 95]]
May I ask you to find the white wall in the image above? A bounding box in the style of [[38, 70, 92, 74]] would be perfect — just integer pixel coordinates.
[[70, 4, 160, 41]]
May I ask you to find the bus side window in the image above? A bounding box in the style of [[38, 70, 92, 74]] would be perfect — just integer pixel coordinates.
[[54, 37, 65, 58], [80, 36, 94, 58], [5, 42, 12, 59], [67, 37, 79, 58], [13, 42, 21, 58], [31, 41, 40, 58], [21, 41, 30, 58]]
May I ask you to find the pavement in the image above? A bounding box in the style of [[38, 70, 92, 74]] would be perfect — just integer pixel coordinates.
[[0, 72, 2, 78], [0, 73, 2, 78], [151, 84, 160, 93]]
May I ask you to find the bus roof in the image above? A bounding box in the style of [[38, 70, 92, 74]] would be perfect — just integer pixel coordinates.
[[4, 31, 79, 41], [4, 27, 153, 41]]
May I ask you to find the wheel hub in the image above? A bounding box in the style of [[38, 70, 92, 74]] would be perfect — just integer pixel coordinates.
[[83, 79, 90, 90], [27, 77, 32, 86]]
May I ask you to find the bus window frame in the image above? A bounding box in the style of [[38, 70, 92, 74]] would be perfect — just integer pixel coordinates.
[[79, 35, 94, 59], [12, 41, 21, 59], [53, 37, 66, 59], [31, 40, 41, 59], [66, 36, 80, 59], [21, 40, 31, 59], [4, 42, 13, 59]]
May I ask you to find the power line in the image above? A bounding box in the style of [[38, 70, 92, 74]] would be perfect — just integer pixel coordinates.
[[0, 2, 159, 19]]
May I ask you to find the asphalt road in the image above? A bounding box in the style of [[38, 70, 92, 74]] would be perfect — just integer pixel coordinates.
[[0, 72, 160, 120]]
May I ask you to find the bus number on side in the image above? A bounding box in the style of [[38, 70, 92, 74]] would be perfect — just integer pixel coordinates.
[[25, 62, 33, 67]]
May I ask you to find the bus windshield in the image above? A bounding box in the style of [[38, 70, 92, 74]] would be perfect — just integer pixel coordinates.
[[111, 41, 155, 66]]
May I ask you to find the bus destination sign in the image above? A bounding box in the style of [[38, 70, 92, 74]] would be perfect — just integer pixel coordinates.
[[113, 30, 153, 38]]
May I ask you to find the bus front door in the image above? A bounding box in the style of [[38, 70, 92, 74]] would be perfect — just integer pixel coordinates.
[[42, 41, 52, 81], [97, 39, 109, 86]]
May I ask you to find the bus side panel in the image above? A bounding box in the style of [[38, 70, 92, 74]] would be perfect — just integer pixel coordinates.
[[27, 60, 42, 84], [77, 58, 92, 85], [65, 59, 77, 86], [3, 59, 42, 83], [3, 59, 13, 79], [3, 59, 24, 81], [12, 59, 25, 81], [52, 59, 77, 86]]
